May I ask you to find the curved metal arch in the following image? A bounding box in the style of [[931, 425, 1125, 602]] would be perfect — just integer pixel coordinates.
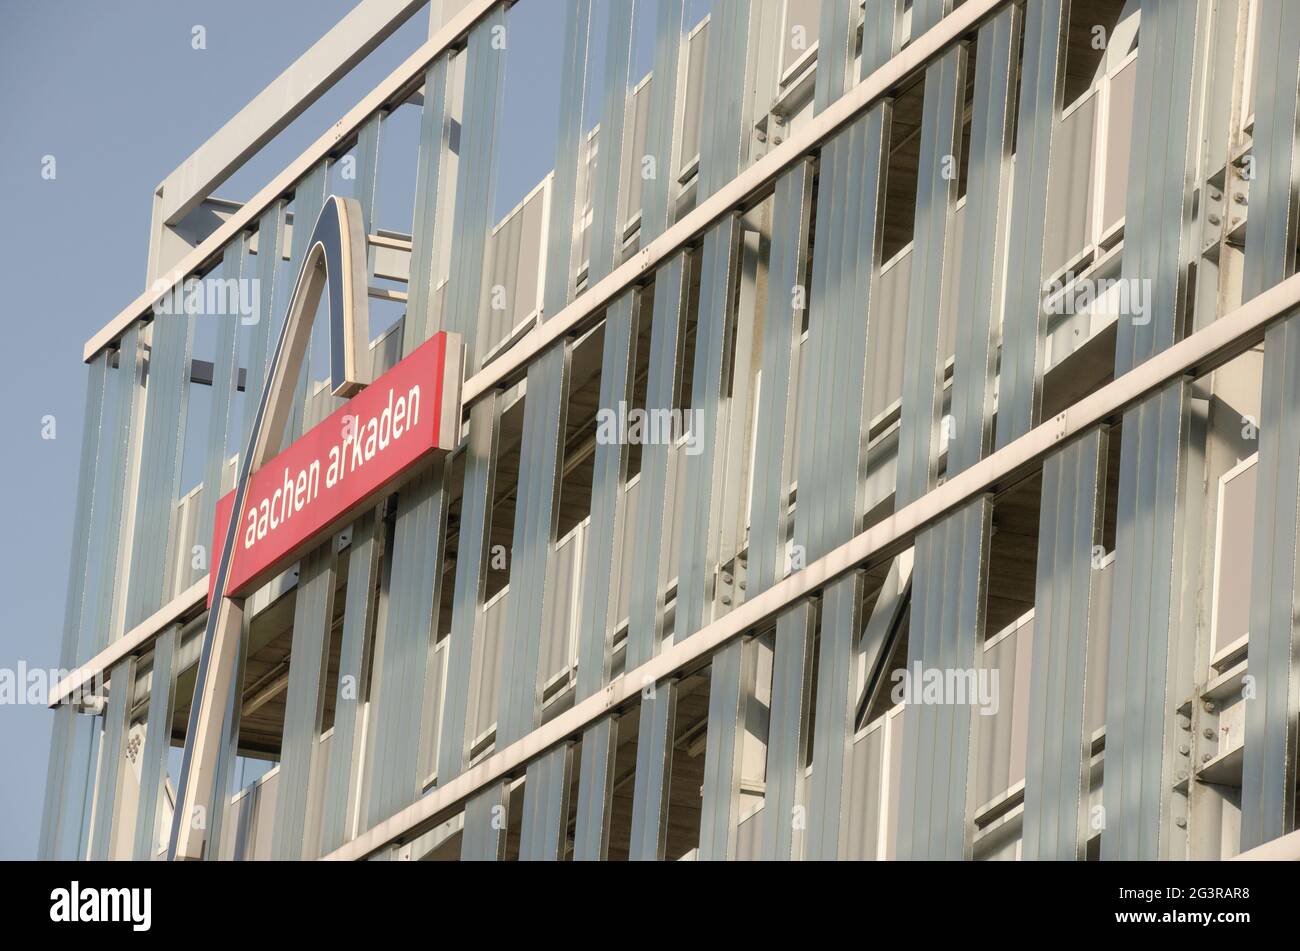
[[254, 194, 368, 467], [168, 194, 369, 860]]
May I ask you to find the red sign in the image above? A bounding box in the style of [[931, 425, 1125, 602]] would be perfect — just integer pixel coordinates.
[[210, 331, 462, 603]]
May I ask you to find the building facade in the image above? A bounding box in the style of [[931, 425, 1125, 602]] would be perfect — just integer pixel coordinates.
[[39, 0, 1300, 860]]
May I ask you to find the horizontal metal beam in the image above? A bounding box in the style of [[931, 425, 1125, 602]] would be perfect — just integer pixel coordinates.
[[326, 268, 1300, 860], [156, 0, 430, 228], [84, 0, 504, 363], [47, 579, 207, 708]]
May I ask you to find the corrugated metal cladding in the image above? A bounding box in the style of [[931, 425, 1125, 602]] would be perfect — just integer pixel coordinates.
[[43, 0, 1300, 861]]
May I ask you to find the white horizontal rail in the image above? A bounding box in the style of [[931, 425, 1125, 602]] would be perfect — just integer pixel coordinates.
[[83, 0, 504, 363], [157, 0, 430, 228]]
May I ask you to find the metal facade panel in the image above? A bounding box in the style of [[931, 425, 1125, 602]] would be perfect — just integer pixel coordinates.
[[697, 0, 752, 200], [795, 106, 890, 561], [243, 202, 286, 445], [446, 10, 507, 368], [696, 639, 754, 859], [628, 680, 679, 859], [797, 125, 850, 561], [577, 293, 640, 700], [405, 55, 453, 350], [995, 0, 1067, 448], [748, 160, 813, 594], [675, 216, 740, 637], [132, 627, 178, 860], [1245, 313, 1300, 847], [594, 257, 687, 862], [271, 544, 338, 858], [437, 395, 501, 783], [897, 496, 991, 859], [320, 511, 381, 852], [41, 355, 109, 858], [1094, 0, 1206, 861], [572, 716, 618, 859], [911, 0, 951, 36], [640, 0, 686, 242], [897, 44, 966, 507], [88, 656, 137, 860], [45, 710, 98, 861], [1023, 428, 1106, 860], [518, 743, 574, 860], [1103, 381, 1189, 859], [54, 355, 108, 666], [897, 519, 943, 861], [626, 254, 689, 668], [1115, 0, 1205, 375], [460, 779, 511, 860], [588, 0, 636, 282], [542, 0, 593, 317], [943, 503, 994, 857], [813, 0, 857, 114], [843, 722, 884, 859], [498, 343, 571, 746], [760, 601, 815, 859], [947, 7, 1018, 475], [202, 613, 249, 861], [1242, 1, 1300, 302], [800, 571, 863, 862], [92, 329, 146, 653], [125, 310, 194, 627], [1240, 0, 1300, 849], [353, 112, 384, 256], [860, 0, 902, 79], [364, 463, 450, 825]]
